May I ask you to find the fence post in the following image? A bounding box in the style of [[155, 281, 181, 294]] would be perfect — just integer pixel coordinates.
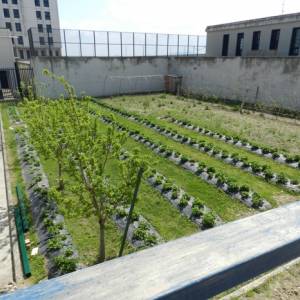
[[133, 32, 135, 57], [177, 34, 179, 56], [79, 30, 82, 56], [93, 30, 96, 57], [107, 31, 110, 57], [197, 35, 199, 56], [187, 35, 190, 56], [145, 33, 147, 56], [167, 34, 169, 57], [63, 29, 68, 57], [156, 33, 158, 56], [120, 32, 123, 57]]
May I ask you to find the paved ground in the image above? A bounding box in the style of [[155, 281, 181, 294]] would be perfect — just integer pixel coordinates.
[[0, 124, 14, 292]]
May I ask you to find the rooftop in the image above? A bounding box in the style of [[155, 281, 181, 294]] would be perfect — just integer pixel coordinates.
[[206, 12, 300, 32]]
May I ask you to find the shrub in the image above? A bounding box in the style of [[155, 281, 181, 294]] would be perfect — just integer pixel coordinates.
[[48, 237, 63, 251], [171, 190, 178, 200], [162, 183, 172, 193], [207, 167, 215, 174], [272, 152, 280, 159], [192, 199, 204, 209], [240, 185, 250, 192], [191, 207, 203, 218], [252, 193, 263, 209], [291, 179, 299, 185], [221, 151, 229, 159], [202, 213, 216, 229], [180, 156, 189, 164], [145, 234, 157, 246], [277, 173, 288, 185], [154, 177, 163, 186], [178, 195, 189, 209], [227, 183, 239, 194], [54, 255, 77, 274], [264, 170, 274, 181], [116, 208, 127, 219]]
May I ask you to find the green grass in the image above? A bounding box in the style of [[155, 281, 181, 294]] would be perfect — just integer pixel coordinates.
[[1, 103, 47, 284], [89, 104, 252, 221], [91, 102, 296, 208], [102, 94, 300, 156], [31, 111, 198, 265]]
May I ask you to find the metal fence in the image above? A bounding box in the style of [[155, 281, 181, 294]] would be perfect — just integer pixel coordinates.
[[0, 68, 34, 101], [28, 28, 206, 58]]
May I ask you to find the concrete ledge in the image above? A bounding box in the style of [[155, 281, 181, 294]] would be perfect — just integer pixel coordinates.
[[2, 201, 300, 300]]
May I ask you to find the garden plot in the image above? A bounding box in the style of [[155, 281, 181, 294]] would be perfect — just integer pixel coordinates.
[[3, 103, 199, 271], [95, 102, 300, 193], [102, 94, 300, 156]]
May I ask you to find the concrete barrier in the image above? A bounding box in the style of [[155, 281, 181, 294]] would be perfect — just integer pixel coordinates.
[[2, 201, 300, 300]]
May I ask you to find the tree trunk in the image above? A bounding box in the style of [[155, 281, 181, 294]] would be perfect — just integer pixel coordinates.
[[57, 160, 64, 191], [98, 218, 106, 263]]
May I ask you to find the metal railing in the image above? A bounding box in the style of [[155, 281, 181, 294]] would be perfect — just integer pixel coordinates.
[[28, 28, 206, 58]]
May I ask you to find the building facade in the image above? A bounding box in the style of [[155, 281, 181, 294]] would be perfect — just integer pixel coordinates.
[[0, 0, 60, 60], [206, 12, 300, 57]]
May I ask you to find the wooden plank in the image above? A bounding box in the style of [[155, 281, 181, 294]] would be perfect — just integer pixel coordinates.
[[2, 201, 300, 300]]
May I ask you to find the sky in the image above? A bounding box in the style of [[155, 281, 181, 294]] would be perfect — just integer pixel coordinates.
[[58, 0, 300, 35]]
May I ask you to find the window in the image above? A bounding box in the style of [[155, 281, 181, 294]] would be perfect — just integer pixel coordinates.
[[3, 8, 10, 18], [17, 36, 23, 45], [5, 22, 12, 31], [46, 24, 52, 33], [45, 11, 50, 20], [26, 50, 31, 59], [48, 36, 53, 45], [15, 22, 21, 31], [39, 36, 45, 45], [19, 49, 24, 59], [36, 11, 42, 19], [41, 49, 46, 56], [289, 28, 300, 56], [13, 9, 19, 18], [2, 0, 8, 4], [252, 31, 261, 50], [49, 50, 53, 56], [236, 32, 244, 56], [222, 34, 230, 56], [38, 24, 43, 32], [35, 0, 40, 6], [44, 0, 49, 7], [55, 50, 59, 56], [269, 29, 280, 50], [12, 0, 18, 4]]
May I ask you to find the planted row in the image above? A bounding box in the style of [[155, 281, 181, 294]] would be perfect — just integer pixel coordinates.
[[113, 208, 161, 248], [10, 112, 78, 277], [165, 116, 300, 169], [93, 102, 299, 192], [95, 112, 271, 211]]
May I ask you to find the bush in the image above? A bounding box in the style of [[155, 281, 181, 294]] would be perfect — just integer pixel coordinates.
[[277, 173, 288, 185], [240, 185, 250, 192], [162, 183, 172, 193], [192, 199, 204, 209], [178, 195, 189, 209], [227, 183, 239, 194], [171, 190, 178, 200], [116, 208, 127, 219], [54, 255, 77, 274], [202, 213, 216, 229], [252, 193, 263, 209], [180, 156, 189, 164], [191, 207, 203, 218], [48, 237, 63, 251]]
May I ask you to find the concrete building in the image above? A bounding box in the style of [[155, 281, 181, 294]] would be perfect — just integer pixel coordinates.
[[206, 12, 300, 57], [0, 0, 60, 60]]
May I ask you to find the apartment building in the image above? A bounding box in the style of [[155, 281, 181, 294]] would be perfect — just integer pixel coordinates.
[[206, 12, 300, 57], [0, 0, 60, 60]]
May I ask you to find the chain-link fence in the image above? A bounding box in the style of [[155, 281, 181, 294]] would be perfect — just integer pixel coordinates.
[[28, 28, 206, 57]]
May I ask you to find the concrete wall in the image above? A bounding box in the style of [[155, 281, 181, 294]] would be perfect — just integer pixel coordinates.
[[169, 56, 300, 111], [0, 28, 15, 68], [32, 56, 168, 98], [206, 13, 300, 57], [32, 55, 300, 111]]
